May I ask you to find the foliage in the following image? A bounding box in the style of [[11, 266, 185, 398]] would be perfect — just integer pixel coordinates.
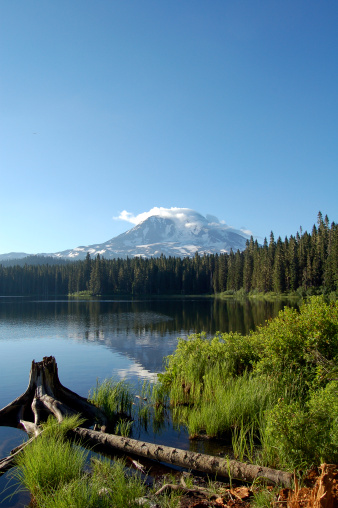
[[170, 371, 274, 439], [41, 413, 86, 438], [13, 416, 89, 504], [153, 296, 338, 469], [263, 381, 338, 469], [252, 296, 338, 391], [115, 418, 133, 437], [251, 487, 277, 508], [159, 331, 258, 391]]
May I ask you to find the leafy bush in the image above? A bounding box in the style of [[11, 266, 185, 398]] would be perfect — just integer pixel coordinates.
[[154, 296, 338, 469], [263, 381, 338, 469], [159, 330, 258, 391], [252, 296, 338, 392]]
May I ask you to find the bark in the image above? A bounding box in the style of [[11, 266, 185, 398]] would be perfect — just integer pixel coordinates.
[[73, 427, 293, 488], [0, 356, 293, 488]]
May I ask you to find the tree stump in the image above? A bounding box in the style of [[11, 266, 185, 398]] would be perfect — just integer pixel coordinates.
[[0, 356, 107, 432]]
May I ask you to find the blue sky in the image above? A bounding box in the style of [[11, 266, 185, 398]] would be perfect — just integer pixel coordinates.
[[1, 1, 337, 254]]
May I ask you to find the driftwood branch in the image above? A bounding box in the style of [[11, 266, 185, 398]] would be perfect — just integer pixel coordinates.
[[0, 356, 293, 488], [154, 477, 216, 497], [0, 436, 37, 475]]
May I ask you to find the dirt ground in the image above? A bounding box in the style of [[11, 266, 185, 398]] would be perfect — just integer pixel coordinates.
[[151, 464, 338, 508]]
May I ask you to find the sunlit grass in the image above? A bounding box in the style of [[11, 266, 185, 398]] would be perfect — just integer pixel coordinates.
[[115, 418, 133, 437], [167, 370, 274, 439], [88, 378, 133, 423], [12, 416, 147, 508], [13, 416, 88, 505]]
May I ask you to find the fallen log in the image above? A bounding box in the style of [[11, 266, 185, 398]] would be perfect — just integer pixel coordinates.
[[0, 356, 293, 488], [73, 427, 293, 488]]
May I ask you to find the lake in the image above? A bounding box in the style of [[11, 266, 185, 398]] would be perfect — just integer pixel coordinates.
[[0, 296, 298, 506]]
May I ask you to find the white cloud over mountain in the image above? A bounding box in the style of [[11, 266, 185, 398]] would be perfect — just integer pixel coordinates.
[[115, 207, 253, 238], [115, 207, 192, 225]]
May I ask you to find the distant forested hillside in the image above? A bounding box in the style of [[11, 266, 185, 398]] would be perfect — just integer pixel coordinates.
[[0, 213, 337, 296], [0, 256, 70, 267]]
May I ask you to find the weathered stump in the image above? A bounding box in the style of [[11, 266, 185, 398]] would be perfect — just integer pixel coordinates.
[[0, 356, 107, 432]]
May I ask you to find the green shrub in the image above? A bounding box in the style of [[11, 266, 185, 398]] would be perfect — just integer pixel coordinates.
[[153, 296, 338, 467], [252, 296, 338, 392], [262, 381, 338, 470], [159, 330, 258, 392]]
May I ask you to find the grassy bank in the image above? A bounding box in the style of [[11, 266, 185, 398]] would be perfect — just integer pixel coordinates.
[[215, 287, 338, 301], [154, 295, 338, 471], [87, 295, 338, 471]]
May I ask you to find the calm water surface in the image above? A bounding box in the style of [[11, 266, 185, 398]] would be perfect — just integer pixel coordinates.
[[0, 296, 298, 506]]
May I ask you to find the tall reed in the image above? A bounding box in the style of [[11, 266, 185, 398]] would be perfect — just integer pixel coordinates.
[[88, 378, 133, 422]]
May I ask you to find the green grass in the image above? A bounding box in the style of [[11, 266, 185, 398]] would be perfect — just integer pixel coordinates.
[[115, 418, 133, 437], [12, 416, 147, 508], [165, 369, 275, 439], [88, 378, 133, 424], [251, 487, 276, 508], [232, 421, 256, 463], [13, 416, 89, 505], [153, 296, 338, 470]]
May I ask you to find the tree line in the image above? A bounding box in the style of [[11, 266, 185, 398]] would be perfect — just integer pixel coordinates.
[[0, 213, 337, 296]]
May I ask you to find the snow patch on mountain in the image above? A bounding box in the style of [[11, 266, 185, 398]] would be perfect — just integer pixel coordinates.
[[0, 208, 253, 261]]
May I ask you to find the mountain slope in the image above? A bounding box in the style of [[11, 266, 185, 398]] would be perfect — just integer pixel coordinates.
[[52, 209, 249, 260], [0, 209, 251, 261]]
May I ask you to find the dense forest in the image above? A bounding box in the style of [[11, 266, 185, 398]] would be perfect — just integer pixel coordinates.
[[0, 212, 337, 296]]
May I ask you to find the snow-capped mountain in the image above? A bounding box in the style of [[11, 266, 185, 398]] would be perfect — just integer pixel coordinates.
[[52, 209, 250, 260], [0, 209, 251, 261]]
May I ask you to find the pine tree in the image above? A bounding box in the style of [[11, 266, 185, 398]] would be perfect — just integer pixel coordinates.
[[243, 238, 254, 292], [89, 255, 103, 295], [273, 237, 285, 293]]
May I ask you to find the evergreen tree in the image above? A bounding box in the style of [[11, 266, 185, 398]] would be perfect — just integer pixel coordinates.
[[218, 254, 228, 292], [243, 238, 254, 292], [89, 255, 103, 295], [273, 237, 285, 293]]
